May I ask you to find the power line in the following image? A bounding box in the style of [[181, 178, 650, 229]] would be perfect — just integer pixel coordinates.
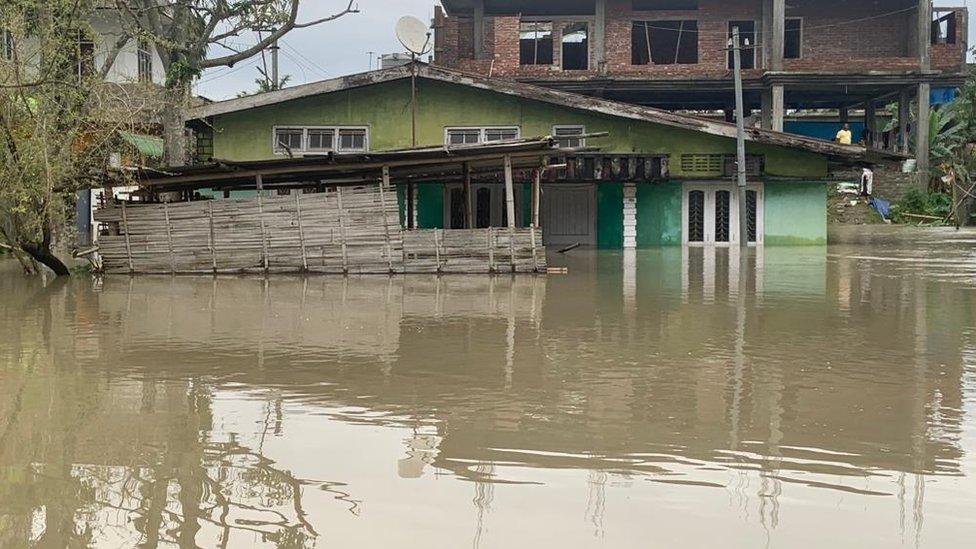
[[280, 40, 330, 78]]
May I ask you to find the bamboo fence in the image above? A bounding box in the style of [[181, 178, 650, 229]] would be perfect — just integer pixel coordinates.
[[94, 184, 546, 274]]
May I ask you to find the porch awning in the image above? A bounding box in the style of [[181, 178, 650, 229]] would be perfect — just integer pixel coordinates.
[[120, 131, 164, 158]]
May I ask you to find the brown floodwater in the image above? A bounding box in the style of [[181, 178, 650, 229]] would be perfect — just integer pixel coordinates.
[[2, 226, 976, 548]]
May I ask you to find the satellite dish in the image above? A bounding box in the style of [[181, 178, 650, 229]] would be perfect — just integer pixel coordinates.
[[396, 16, 431, 55]]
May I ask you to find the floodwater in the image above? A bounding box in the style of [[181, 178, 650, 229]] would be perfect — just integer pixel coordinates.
[[2, 227, 976, 549]]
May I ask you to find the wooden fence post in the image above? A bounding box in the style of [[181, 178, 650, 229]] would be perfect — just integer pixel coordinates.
[[336, 186, 348, 273], [464, 162, 474, 229], [208, 201, 217, 273], [380, 167, 394, 272], [256, 175, 269, 273], [504, 155, 516, 229], [120, 200, 133, 273], [163, 202, 175, 274], [487, 227, 494, 273], [295, 191, 308, 272], [434, 228, 442, 273]]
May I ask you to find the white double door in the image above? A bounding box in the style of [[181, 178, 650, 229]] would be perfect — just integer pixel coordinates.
[[682, 182, 763, 246]]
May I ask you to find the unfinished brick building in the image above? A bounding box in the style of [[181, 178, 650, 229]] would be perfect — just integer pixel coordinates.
[[433, 0, 969, 175]]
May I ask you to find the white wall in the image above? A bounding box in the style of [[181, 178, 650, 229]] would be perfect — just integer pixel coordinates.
[[88, 10, 166, 86]]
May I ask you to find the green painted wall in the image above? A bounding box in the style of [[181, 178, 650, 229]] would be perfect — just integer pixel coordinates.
[[597, 183, 623, 249], [636, 182, 683, 247], [210, 79, 827, 179], [764, 182, 827, 245]]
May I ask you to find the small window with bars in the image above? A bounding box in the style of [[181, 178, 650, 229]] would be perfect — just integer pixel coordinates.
[[445, 127, 520, 145], [553, 125, 586, 148], [137, 39, 153, 83], [338, 128, 367, 151], [520, 21, 554, 65], [274, 128, 304, 152], [307, 129, 335, 151], [2, 29, 13, 61]]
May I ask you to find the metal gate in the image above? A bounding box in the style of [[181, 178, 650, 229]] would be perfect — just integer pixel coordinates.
[[541, 183, 596, 246]]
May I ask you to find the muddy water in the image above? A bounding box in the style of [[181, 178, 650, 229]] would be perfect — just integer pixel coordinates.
[[2, 226, 975, 548]]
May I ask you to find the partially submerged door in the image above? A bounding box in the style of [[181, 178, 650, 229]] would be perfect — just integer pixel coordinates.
[[542, 183, 596, 246]]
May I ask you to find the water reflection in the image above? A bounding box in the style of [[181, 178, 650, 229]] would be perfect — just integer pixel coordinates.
[[2, 228, 976, 548]]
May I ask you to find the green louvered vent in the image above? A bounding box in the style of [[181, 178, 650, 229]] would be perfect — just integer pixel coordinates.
[[680, 154, 724, 174]]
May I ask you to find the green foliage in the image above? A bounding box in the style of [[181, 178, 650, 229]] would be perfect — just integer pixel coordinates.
[[892, 187, 952, 224]]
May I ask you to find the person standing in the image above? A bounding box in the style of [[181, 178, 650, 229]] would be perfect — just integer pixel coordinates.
[[836, 123, 853, 145]]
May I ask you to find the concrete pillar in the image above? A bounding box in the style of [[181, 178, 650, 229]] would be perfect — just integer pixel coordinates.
[[899, 88, 911, 154], [916, 83, 931, 182], [623, 182, 637, 249], [473, 0, 485, 60], [864, 101, 877, 148], [771, 0, 786, 71], [594, 0, 607, 73], [771, 85, 785, 132], [839, 107, 850, 124], [918, 0, 931, 70], [760, 88, 773, 129]]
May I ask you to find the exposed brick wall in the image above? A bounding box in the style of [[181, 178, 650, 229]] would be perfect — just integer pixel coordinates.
[[832, 163, 919, 203], [433, 1, 968, 79]]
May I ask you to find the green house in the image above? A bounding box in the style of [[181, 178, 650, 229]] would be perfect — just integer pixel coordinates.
[[188, 64, 875, 248]]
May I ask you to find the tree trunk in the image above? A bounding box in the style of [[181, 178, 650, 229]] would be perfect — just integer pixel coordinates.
[[20, 225, 69, 276], [162, 83, 191, 167], [21, 242, 69, 276]]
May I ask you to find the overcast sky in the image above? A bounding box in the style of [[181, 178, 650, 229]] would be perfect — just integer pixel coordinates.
[[195, 0, 974, 101]]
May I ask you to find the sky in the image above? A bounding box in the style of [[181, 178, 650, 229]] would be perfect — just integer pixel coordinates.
[[195, 0, 975, 101]]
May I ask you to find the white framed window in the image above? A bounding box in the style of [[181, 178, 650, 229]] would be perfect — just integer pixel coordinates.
[[553, 125, 586, 148], [445, 126, 520, 145], [137, 38, 153, 83], [682, 182, 763, 247], [272, 126, 369, 154], [2, 29, 13, 61]]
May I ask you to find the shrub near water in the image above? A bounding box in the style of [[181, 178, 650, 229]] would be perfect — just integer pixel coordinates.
[[892, 188, 952, 224]]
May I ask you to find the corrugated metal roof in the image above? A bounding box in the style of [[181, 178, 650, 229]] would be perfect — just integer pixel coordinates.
[[119, 131, 164, 158]]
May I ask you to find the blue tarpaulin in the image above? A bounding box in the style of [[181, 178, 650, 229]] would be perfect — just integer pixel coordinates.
[[869, 198, 891, 221]]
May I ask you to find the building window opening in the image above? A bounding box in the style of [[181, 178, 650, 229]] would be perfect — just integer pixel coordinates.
[[338, 128, 367, 151], [687, 190, 705, 243], [449, 187, 466, 229], [520, 21, 553, 65], [553, 125, 586, 148], [931, 11, 957, 45], [561, 22, 589, 70], [484, 127, 519, 142], [714, 190, 730, 243], [727, 21, 755, 69], [784, 18, 802, 59], [307, 129, 335, 151], [2, 29, 13, 61], [632, 0, 699, 9], [76, 31, 95, 78], [447, 127, 520, 145], [274, 128, 304, 152], [632, 20, 698, 65], [476, 187, 492, 228], [137, 38, 153, 83], [447, 128, 481, 145]]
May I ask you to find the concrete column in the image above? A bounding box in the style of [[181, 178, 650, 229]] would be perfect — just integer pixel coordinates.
[[918, 0, 931, 70], [760, 88, 773, 129], [899, 88, 911, 154], [771, 85, 785, 132], [473, 0, 485, 60], [761, 0, 773, 69], [916, 83, 931, 182], [623, 182, 637, 249], [839, 107, 849, 124], [864, 101, 877, 148], [594, 0, 607, 73], [771, 0, 786, 71]]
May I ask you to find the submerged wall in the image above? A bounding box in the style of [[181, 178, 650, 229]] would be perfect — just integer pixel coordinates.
[[764, 182, 828, 246]]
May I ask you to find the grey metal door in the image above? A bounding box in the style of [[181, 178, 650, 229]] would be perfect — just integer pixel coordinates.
[[541, 183, 596, 246]]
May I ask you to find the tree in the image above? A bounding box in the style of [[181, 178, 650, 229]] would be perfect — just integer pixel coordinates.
[[0, 1, 156, 275], [114, 0, 359, 166]]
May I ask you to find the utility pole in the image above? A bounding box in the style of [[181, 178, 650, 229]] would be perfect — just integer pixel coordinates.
[[730, 27, 749, 250], [270, 39, 280, 88]]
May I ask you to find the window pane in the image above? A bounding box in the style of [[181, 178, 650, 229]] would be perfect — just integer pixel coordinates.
[[307, 129, 335, 150], [746, 190, 758, 242], [632, 20, 698, 65], [562, 22, 589, 70], [554, 126, 585, 148], [688, 190, 704, 242], [275, 129, 303, 151], [447, 129, 481, 145], [484, 128, 518, 142], [476, 187, 492, 228], [714, 190, 730, 243], [785, 18, 802, 59], [338, 129, 366, 151], [519, 22, 553, 65]]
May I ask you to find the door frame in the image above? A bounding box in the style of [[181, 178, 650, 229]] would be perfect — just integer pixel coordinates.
[[541, 182, 597, 246], [681, 181, 764, 247], [443, 182, 523, 228]]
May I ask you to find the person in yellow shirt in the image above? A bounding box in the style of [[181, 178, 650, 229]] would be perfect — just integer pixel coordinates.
[[836, 123, 853, 145]]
